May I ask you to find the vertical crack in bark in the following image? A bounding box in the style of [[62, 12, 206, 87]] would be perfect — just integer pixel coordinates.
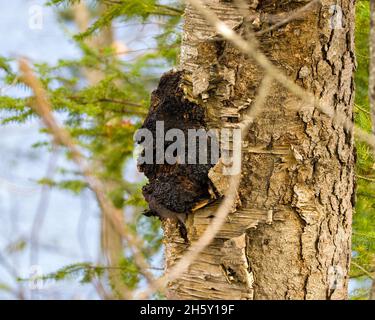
[[159, 0, 354, 300], [220, 234, 254, 299]]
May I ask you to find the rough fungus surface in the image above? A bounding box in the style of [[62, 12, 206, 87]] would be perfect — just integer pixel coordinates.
[[138, 70, 216, 221], [161, 0, 355, 300]]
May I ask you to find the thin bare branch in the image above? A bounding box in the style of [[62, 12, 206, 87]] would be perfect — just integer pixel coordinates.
[[351, 261, 374, 280], [29, 147, 58, 265], [256, 0, 320, 36], [138, 75, 273, 298], [186, 0, 316, 106], [140, 0, 365, 298], [18, 59, 156, 299]]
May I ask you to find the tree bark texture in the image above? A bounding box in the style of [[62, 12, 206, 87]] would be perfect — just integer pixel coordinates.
[[163, 0, 355, 300]]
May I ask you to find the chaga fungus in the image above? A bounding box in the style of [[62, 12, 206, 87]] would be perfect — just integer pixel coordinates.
[[138, 70, 216, 227]]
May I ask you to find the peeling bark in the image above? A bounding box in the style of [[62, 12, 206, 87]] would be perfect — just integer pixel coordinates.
[[157, 0, 355, 300]]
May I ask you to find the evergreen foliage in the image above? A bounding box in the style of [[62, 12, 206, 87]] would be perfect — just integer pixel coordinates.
[[351, 0, 375, 298], [0, 0, 374, 298]]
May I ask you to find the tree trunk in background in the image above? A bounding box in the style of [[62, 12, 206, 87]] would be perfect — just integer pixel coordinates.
[[163, 0, 355, 300], [72, 1, 126, 299]]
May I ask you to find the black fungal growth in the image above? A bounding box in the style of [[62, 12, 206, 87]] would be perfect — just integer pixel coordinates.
[[138, 70, 216, 223]]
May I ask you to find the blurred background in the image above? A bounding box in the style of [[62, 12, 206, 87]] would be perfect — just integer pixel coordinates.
[[0, 0, 175, 299], [0, 0, 373, 299]]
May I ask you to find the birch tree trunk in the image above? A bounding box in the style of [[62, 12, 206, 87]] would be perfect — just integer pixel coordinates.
[[163, 0, 355, 300]]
